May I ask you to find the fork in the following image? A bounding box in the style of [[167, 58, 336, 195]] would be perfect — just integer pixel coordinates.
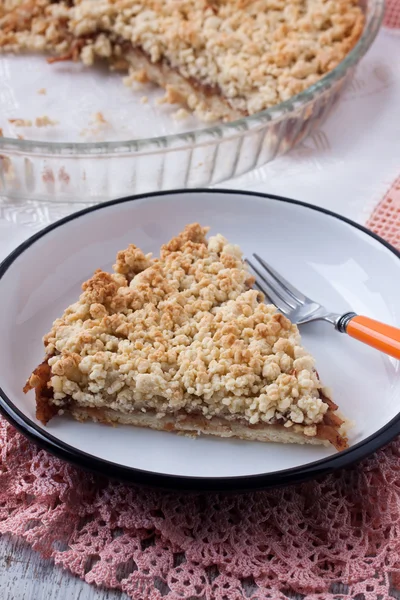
[[246, 253, 400, 360]]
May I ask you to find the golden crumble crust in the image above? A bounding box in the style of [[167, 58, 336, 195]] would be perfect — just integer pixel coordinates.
[[160, 222, 209, 254], [1, 0, 364, 120], [113, 245, 153, 280], [31, 223, 341, 440]]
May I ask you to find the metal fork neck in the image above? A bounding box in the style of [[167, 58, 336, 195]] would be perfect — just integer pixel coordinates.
[[335, 312, 357, 332]]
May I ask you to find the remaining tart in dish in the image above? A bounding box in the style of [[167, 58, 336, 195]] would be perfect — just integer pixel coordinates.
[[24, 223, 349, 450], [1, 0, 364, 122]]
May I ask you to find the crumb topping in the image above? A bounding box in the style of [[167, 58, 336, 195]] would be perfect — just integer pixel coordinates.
[[42, 223, 330, 435], [8, 118, 33, 127], [0, 0, 364, 119], [8, 115, 58, 127], [94, 111, 107, 124], [35, 115, 59, 126], [174, 108, 190, 121]]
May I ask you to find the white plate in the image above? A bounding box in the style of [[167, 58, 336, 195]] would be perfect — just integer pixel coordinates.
[[0, 189, 399, 490]]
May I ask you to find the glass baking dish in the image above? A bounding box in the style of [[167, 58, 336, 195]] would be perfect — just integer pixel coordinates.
[[0, 0, 384, 203]]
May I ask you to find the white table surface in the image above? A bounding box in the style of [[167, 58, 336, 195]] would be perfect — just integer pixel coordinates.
[[0, 27, 400, 600]]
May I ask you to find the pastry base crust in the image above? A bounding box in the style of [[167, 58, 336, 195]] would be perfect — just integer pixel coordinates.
[[70, 405, 331, 447], [123, 47, 246, 121]]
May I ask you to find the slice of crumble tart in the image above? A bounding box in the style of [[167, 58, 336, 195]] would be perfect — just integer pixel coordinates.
[[24, 223, 349, 450]]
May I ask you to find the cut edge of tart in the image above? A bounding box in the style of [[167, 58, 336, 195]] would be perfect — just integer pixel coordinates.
[[1, 0, 365, 122], [24, 223, 350, 451]]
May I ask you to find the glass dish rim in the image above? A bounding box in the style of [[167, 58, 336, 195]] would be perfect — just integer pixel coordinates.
[[0, 0, 385, 156]]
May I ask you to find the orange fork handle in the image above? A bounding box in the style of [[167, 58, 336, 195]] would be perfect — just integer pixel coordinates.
[[346, 315, 400, 360]]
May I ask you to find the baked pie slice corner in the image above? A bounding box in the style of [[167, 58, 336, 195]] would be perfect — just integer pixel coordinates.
[[24, 223, 349, 451]]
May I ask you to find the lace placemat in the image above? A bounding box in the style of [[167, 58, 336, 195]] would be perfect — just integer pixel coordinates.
[[0, 174, 399, 600], [367, 176, 400, 248], [384, 0, 400, 28]]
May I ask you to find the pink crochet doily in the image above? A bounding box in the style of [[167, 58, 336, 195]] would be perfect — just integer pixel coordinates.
[[384, 0, 400, 29], [0, 179, 400, 600]]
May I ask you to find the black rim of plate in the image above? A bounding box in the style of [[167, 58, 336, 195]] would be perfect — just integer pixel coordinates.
[[0, 189, 399, 492]]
